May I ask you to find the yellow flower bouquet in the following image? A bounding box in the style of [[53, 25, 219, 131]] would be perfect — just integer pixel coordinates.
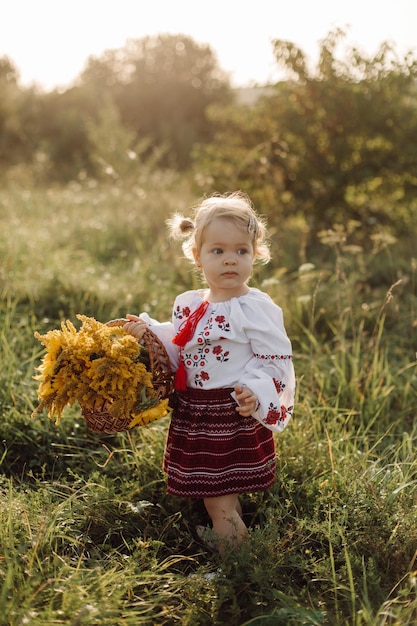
[[31, 315, 173, 433]]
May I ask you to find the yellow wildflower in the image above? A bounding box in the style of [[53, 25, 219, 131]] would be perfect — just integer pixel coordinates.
[[32, 315, 170, 428], [128, 398, 170, 428]]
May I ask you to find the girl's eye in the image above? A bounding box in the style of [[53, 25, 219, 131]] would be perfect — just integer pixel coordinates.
[[237, 248, 249, 255], [212, 248, 223, 254]]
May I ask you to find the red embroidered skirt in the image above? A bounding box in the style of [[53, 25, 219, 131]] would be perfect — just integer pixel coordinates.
[[163, 387, 276, 498]]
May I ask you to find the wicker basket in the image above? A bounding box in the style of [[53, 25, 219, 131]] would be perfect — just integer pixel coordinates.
[[81, 319, 174, 434]]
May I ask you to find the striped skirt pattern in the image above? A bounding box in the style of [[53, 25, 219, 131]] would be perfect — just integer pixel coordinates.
[[163, 387, 276, 498]]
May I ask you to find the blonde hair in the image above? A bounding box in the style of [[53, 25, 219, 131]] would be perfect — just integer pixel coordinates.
[[167, 191, 271, 264]]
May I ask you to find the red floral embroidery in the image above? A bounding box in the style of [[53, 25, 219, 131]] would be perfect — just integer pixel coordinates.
[[273, 378, 284, 394], [212, 345, 230, 362], [215, 315, 230, 332], [265, 403, 285, 425], [174, 305, 191, 320], [184, 352, 206, 368], [254, 353, 292, 360], [194, 370, 210, 387]]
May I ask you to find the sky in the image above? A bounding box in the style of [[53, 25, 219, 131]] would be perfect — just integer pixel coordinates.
[[1, 0, 416, 91]]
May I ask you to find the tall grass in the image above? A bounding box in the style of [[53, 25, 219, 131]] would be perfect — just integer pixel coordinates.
[[1, 177, 417, 625]]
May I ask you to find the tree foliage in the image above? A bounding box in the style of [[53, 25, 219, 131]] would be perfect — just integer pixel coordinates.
[[0, 56, 40, 168], [1, 27, 417, 233], [193, 31, 417, 246], [0, 35, 231, 181], [80, 34, 232, 169]]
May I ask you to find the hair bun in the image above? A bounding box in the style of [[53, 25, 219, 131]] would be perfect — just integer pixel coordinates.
[[166, 213, 194, 240], [179, 218, 194, 234]]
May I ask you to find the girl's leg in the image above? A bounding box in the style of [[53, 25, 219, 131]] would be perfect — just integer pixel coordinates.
[[236, 497, 243, 518], [203, 494, 248, 553]]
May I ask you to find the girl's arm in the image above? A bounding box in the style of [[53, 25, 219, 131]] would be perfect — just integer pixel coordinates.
[[235, 295, 295, 432]]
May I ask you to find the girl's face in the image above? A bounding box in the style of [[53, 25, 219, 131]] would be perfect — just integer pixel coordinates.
[[193, 217, 255, 302]]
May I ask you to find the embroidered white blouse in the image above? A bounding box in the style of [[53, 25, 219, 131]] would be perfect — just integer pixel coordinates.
[[140, 288, 295, 433]]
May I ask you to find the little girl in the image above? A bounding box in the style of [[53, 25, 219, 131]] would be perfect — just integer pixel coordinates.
[[124, 191, 295, 554]]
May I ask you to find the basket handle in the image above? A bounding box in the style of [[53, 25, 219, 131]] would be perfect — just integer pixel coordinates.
[[106, 318, 129, 328], [106, 317, 174, 397], [106, 318, 151, 346]]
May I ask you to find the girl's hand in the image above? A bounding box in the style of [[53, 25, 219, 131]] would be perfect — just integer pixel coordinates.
[[124, 314, 147, 341], [234, 385, 258, 417]]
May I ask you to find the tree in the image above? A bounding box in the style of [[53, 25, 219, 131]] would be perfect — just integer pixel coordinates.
[[80, 34, 232, 168], [192, 31, 417, 246], [0, 56, 23, 166], [35, 86, 98, 180]]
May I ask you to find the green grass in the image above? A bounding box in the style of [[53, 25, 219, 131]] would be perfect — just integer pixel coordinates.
[[1, 176, 417, 625]]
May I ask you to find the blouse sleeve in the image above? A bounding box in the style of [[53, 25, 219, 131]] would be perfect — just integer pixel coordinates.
[[139, 313, 179, 371], [232, 293, 295, 433]]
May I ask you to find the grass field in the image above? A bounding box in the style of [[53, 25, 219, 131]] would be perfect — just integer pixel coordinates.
[[1, 175, 417, 625]]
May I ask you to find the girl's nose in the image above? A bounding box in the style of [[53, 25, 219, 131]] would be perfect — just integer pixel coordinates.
[[224, 255, 237, 265]]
